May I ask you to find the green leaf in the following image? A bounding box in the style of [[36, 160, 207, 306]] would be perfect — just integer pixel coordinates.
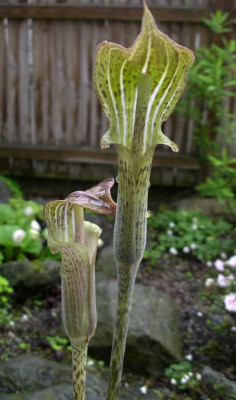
[[0, 225, 19, 246], [94, 0, 194, 156], [0, 205, 12, 224], [21, 237, 43, 256]]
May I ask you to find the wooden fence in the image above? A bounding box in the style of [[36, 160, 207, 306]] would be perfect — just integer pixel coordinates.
[[0, 0, 235, 186]]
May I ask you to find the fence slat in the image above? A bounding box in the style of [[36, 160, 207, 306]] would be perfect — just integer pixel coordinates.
[[63, 21, 79, 146], [6, 20, 19, 142], [77, 21, 90, 145], [0, 21, 6, 141], [90, 21, 100, 146], [33, 21, 49, 144], [48, 21, 64, 144], [18, 20, 30, 143]]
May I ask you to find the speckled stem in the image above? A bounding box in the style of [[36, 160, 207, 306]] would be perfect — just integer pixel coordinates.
[[71, 341, 88, 400], [106, 262, 138, 400], [106, 143, 153, 400]]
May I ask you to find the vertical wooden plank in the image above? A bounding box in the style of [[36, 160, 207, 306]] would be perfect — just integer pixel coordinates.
[[0, 20, 6, 142], [76, 21, 90, 145], [18, 19, 30, 143], [32, 20, 41, 144], [33, 21, 45, 143], [63, 21, 79, 146], [124, 20, 139, 48], [40, 21, 50, 144], [90, 21, 99, 146], [30, 0, 43, 143], [119, 21, 126, 47], [6, 20, 19, 143], [99, 18, 110, 138], [27, 17, 36, 145], [48, 21, 64, 145]]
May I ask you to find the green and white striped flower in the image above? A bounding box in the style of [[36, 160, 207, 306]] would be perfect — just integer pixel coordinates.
[[94, 1, 194, 155], [94, 1, 194, 266]]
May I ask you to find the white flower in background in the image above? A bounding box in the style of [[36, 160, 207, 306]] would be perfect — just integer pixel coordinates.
[[185, 354, 193, 361], [225, 255, 236, 268], [29, 228, 40, 239], [220, 252, 227, 260], [206, 261, 213, 267], [97, 238, 104, 248], [24, 206, 34, 216], [183, 246, 190, 254], [51, 310, 57, 318], [197, 311, 203, 317], [169, 247, 178, 256], [217, 274, 234, 288], [214, 259, 225, 271], [192, 217, 198, 223], [191, 224, 198, 231], [167, 230, 173, 236], [188, 372, 193, 377], [12, 229, 26, 243], [224, 293, 236, 312], [87, 360, 94, 366], [231, 326, 236, 332], [139, 386, 147, 394], [205, 278, 214, 287], [190, 243, 197, 250], [21, 313, 29, 322], [195, 373, 202, 381], [169, 222, 175, 228], [180, 375, 190, 384], [30, 220, 41, 231], [170, 378, 177, 385]]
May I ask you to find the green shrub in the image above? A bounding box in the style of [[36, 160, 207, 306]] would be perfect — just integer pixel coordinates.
[[165, 361, 202, 390], [144, 208, 235, 264], [0, 275, 14, 327], [0, 198, 60, 263], [0, 275, 13, 307], [0, 176, 23, 199], [176, 12, 236, 208]]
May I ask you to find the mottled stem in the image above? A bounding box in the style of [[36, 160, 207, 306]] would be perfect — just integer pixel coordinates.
[[106, 262, 138, 400], [71, 341, 88, 400], [74, 206, 84, 245]]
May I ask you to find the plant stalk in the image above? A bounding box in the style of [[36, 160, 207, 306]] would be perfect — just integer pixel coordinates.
[[71, 341, 88, 400], [106, 261, 139, 400]]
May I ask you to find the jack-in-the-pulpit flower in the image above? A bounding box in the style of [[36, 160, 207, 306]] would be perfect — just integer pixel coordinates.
[[44, 178, 116, 400], [94, 1, 194, 267], [94, 2, 194, 399]]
